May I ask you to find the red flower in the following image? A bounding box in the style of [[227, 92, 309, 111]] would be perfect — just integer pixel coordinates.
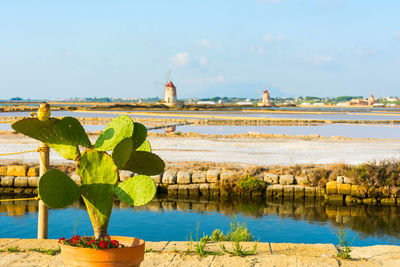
[[111, 240, 119, 247], [99, 240, 108, 249], [58, 237, 66, 244], [88, 239, 95, 246]]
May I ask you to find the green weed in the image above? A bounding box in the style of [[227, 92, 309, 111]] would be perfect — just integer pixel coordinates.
[[7, 246, 20, 253], [29, 248, 61, 255], [336, 228, 353, 260]]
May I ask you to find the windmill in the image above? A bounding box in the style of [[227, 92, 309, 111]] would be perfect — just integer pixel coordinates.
[[153, 69, 172, 101]]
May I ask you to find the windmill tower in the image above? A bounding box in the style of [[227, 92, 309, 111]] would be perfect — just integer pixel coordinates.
[[258, 86, 271, 106], [164, 81, 177, 106]]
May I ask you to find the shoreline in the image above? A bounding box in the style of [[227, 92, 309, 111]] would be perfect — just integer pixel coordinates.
[[0, 239, 399, 266]]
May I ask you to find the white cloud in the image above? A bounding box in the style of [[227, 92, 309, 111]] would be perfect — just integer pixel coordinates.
[[312, 55, 333, 65], [263, 34, 273, 43], [197, 39, 220, 49], [263, 33, 286, 43], [276, 34, 285, 42], [197, 56, 208, 66], [296, 52, 333, 65], [170, 52, 190, 66], [249, 45, 265, 55]]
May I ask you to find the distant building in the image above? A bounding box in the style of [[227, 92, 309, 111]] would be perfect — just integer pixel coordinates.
[[197, 101, 216, 105], [349, 98, 368, 106], [218, 99, 223, 104], [164, 81, 177, 106], [237, 101, 253, 106], [368, 94, 376, 106], [258, 89, 271, 106]]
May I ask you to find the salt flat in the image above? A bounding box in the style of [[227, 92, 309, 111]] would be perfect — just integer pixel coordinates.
[[0, 133, 399, 166]]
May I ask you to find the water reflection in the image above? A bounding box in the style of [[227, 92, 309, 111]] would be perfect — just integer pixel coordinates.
[[1, 194, 400, 240]]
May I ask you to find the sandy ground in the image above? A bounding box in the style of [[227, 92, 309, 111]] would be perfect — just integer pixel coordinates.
[[0, 133, 399, 166]]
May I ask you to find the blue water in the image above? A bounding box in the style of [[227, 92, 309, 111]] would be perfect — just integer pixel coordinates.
[[1, 201, 399, 246]]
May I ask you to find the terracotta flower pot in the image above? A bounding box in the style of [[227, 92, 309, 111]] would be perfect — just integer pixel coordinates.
[[60, 236, 145, 267]]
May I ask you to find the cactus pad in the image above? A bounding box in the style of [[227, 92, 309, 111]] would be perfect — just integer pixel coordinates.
[[114, 175, 156, 206], [132, 122, 147, 149], [38, 169, 81, 209], [94, 115, 134, 151], [136, 140, 151, 152], [12, 118, 79, 160], [77, 149, 118, 185], [124, 151, 165, 176], [54, 117, 91, 148], [112, 138, 133, 169]]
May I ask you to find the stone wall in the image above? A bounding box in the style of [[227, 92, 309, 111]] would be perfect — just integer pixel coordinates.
[[0, 165, 399, 206]]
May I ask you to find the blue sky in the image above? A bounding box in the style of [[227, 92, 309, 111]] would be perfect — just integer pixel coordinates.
[[0, 0, 399, 99]]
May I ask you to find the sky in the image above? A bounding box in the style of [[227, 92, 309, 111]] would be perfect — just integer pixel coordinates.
[[0, 0, 399, 99]]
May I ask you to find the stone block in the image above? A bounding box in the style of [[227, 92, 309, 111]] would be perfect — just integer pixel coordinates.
[[295, 176, 309, 186], [316, 187, 326, 198], [188, 184, 200, 196], [167, 184, 178, 196], [337, 184, 351, 195], [206, 170, 220, 183], [345, 195, 362, 205], [220, 171, 235, 183], [293, 185, 305, 198], [27, 167, 39, 177], [351, 185, 367, 198], [325, 194, 344, 205], [209, 184, 220, 197], [264, 173, 279, 184], [150, 174, 162, 184], [14, 177, 28, 187], [304, 187, 316, 198], [1, 176, 14, 187], [380, 198, 396, 206], [192, 171, 206, 183], [178, 184, 189, 196], [119, 170, 134, 182], [367, 187, 379, 198], [162, 171, 176, 184], [336, 176, 345, 184], [280, 175, 295, 185], [266, 185, 284, 198], [199, 183, 210, 196], [326, 181, 338, 195], [362, 198, 377, 205], [177, 171, 191, 184], [7, 165, 27, 177], [283, 185, 294, 198], [0, 166, 7, 176], [14, 187, 24, 194], [343, 176, 356, 184]]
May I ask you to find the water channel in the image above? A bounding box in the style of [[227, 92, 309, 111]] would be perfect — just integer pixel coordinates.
[[1, 194, 399, 246]]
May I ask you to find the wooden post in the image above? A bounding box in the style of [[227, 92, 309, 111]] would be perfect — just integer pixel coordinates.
[[37, 103, 50, 239]]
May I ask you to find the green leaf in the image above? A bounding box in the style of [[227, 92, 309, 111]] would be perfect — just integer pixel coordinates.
[[94, 115, 134, 151], [77, 149, 118, 185], [12, 118, 79, 160], [114, 175, 156, 206], [132, 122, 147, 149], [136, 140, 151, 152], [54, 117, 91, 148], [38, 169, 81, 209], [124, 151, 165, 176], [81, 184, 114, 232], [112, 138, 133, 170]]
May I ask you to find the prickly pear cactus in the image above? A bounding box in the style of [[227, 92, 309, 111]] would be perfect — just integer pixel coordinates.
[[12, 114, 165, 239]]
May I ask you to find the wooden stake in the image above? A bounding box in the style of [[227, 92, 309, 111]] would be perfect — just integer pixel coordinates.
[[37, 103, 50, 239]]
